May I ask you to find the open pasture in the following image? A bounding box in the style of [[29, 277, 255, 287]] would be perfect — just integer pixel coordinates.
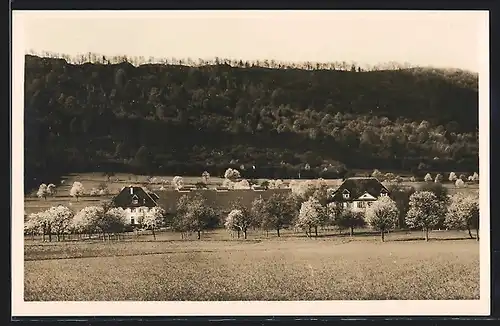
[[28, 172, 479, 196], [24, 229, 480, 301]]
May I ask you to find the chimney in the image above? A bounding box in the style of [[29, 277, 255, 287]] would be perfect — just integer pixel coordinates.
[[130, 187, 133, 195]]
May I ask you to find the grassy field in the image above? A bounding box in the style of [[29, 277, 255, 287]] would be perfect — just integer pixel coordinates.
[[24, 229, 480, 301]]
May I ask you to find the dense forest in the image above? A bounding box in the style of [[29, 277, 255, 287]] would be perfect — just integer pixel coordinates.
[[24, 53, 479, 192]]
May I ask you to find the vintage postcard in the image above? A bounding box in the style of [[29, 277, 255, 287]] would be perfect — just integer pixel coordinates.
[[11, 10, 490, 316]]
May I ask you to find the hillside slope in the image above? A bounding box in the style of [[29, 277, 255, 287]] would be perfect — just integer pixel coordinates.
[[24, 55, 478, 191]]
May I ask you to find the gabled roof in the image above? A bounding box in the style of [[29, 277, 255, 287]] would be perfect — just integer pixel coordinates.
[[330, 177, 389, 202], [112, 186, 158, 208]]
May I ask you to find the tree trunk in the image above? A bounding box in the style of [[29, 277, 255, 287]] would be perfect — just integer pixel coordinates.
[[266, 230, 269, 237], [425, 228, 429, 242], [277, 228, 280, 237], [350, 227, 353, 237], [308, 226, 312, 235], [315, 226, 318, 238], [152, 228, 156, 240], [237, 229, 240, 238], [244, 229, 247, 240], [381, 230, 385, 242], [57, 233, 60, 242], [476, 227, 480, 241], [197, 230, 201, 240], [467, 227, 473, 239], [42, 232, 45, 242], [48, 232, 52, 242]]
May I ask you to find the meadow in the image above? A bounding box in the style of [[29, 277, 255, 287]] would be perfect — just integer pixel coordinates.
[[23, 172, 479, 215], [24, 228, 480, 301]]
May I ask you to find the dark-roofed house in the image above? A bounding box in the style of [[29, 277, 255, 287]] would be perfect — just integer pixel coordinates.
[[328, 177, 390, 211], [112, 186, 159, 225]]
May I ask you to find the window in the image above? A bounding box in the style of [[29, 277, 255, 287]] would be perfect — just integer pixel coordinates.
[[132, 195, 139, 205], [342, 189, 350, 199], [380, 192, 388, 197], [130, 218, 135, 225], [357, 201, 365, 208]]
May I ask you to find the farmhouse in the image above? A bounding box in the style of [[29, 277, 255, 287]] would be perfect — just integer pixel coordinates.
[[328, 177, 389, 210], [112, 186, 159, 225]]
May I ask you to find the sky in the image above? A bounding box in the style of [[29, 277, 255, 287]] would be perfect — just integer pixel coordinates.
[[14, 10, 488, 72]]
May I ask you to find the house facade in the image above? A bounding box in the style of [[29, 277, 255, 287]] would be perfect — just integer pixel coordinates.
[[327, 177, 390, 211], [112, 186, 159, 225]]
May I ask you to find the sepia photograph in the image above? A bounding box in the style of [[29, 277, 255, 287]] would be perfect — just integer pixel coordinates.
[[12, 10, 490, 316]]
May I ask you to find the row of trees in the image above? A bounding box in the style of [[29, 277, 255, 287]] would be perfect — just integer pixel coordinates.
[[27, 49, 444, 72], [25, 179, 479, 242], [25, 203, 166, 241], [221, 189, 479, 242]]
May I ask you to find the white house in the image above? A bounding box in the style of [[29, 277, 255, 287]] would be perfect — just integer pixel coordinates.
[[112, 186, 159, 225]]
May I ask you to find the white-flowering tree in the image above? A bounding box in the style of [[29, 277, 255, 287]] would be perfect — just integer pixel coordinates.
[[34, 209, 54, 242], [289, 180, 317, 203], [455, 179, 465, 188], [409, 176, 416, 182], [385, 172, 395, 182], [224, 168, 241, 180], [222, 178, 235, 189], [233, 179, 251, 189], [445, 193, 479, 240], [424, 173, 433, 182], [365, 196, 399, 242], [104, 207, 128, 239], [406, 191, 444, 241], [174, 194, 219, 240], [46, 183, 57, 197], [295, 197, 325, 238], [449, 172, 458, 182], [434, 174, 443, 183], [89, 188, 100, 196], [46, 205, 74, 241], [91, 205, 127, 240], [97, 182, 110, 195], [37, 183, 48, 200], [70, 181, 85, 201], [268, 179, 284, 189], [201, 171, 210, 184], [472, 172, 479, 182], [71, 206, 102, 238], [224, 206, 253, 239], [24, 212, 43, 240], [172, 176, 184, 189], [139, 206, 166, 240], [372, 169, 384, 181], [333, 206, 366, 236]]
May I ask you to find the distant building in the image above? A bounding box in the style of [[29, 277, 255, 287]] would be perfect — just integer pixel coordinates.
[[328, 177, 390, 211], [112, 186, 159, 225]]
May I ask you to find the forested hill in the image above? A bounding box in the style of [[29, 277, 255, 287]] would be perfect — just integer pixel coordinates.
[[24, 54, 479, 191]]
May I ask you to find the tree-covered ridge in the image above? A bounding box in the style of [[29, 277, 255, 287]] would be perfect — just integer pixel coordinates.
[[24, 54, 478, 191]]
